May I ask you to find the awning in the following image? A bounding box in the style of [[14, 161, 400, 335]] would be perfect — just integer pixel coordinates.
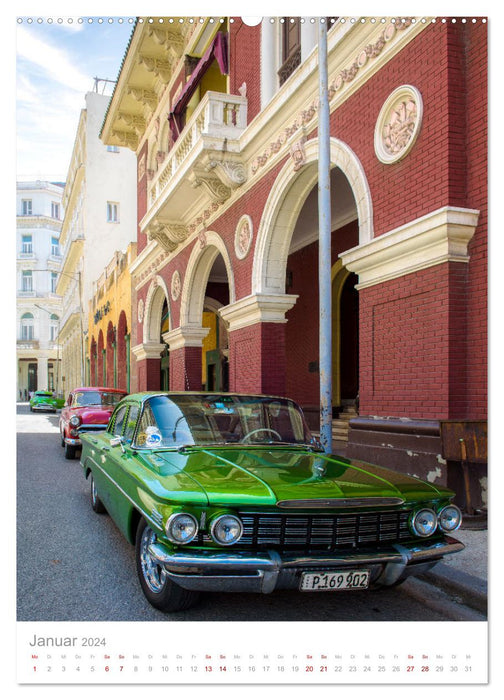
[[169, 32, 229, 139]]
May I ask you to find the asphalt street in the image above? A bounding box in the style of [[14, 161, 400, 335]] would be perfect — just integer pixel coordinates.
[[16, 403, 483, 623]]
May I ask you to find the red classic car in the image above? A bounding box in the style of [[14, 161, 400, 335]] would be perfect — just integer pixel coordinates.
[[59, 387, 127, 459]]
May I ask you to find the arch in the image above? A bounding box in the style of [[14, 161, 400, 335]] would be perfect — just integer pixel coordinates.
[[117, 311, 128, 391], [180, 231, 236, 328], [143, 275, 171, 344], [106, 321, 115, 387], [97, 329, 105, 386], [90, 336, 97, 386], [252, 137, 373, 295]]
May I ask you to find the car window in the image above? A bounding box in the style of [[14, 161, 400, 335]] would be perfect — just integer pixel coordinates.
[[111, 405, 129, 436], [132, 395, 313, 449], [124, 406, 139, 443]]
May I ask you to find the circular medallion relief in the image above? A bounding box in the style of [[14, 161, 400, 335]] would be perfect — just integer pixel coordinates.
[[171, 270, 182, 301], [137, 298, 144, 323], [374, 85, 423, 164], [235, 215, 253, 260]]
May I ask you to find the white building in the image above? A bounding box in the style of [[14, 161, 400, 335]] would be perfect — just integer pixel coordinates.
[[57, 90, 137, 394], [16, 180, 64, 398]]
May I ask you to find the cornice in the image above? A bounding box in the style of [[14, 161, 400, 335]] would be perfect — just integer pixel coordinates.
[[219, 293, 299, 332], [340, 206, 480, 289]]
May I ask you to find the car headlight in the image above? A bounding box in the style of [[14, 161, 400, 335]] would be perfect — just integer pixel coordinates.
[[69, 415, 82, 427], [210, 514, 243, 546], [438, 504, 462, 532], [165, 513, 198, 544], [410, 508, 438, 537]]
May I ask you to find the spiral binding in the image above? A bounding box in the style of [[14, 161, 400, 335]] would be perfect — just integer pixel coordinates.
[[16, 17, 488, 26]]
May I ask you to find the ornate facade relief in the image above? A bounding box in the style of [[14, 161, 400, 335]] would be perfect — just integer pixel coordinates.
[[235, 215, 253, 260], [374, 85, 423, 164], [171, 270, 182, 301], [145, 220, 189, 252]]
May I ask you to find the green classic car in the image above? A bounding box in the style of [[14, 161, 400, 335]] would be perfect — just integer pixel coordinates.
[[80, 392, 464, 612], [29, 390, 65, 412]]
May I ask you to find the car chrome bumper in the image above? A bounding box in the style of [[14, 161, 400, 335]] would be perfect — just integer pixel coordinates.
[[32, 405, 56, 412], [64, 437, 82, 446], [148, 536, 465, 593]]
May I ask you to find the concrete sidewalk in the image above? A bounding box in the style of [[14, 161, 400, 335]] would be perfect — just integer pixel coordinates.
[[420, 524, 488, 615]]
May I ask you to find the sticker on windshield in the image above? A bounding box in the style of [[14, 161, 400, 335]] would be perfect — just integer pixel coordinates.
[[145, 427, 163, 447]]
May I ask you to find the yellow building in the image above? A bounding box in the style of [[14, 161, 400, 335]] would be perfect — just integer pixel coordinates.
[[86, 243, 137, 391]]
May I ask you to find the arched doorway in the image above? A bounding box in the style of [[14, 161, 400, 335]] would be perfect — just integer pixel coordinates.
[[90, 337, 97, 385], [180, 233, 235, 392], [252, 137, 370, 427], [106, 321, 115, 387], [97, 329, 104, 386], [116, 310, 129, 391], [160, 298, 170, 390]]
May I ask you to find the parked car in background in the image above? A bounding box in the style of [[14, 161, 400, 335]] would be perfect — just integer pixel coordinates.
[[80, 391, 464, 613], [29, 390, 64, 412], [60, 387, 127, 459]]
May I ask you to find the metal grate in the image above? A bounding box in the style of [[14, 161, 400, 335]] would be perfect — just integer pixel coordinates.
[[233, 510, 413, 551]]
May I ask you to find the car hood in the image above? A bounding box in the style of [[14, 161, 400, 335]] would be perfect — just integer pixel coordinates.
[[151, 447, 450, 506], [72, 407, 114, 424]]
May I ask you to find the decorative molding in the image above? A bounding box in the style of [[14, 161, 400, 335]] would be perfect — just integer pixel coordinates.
[[171, 269, 182, 301], [235, 215, 254, 260], [131, 342, 165, 361], [251, 19, 415, 176], [162, 325, 209, 351], [340, 206, 480, 289], [145, 220, 189, 252], [137, 298, 144, 323], [374, 84, 423, 164], [219, 293, 298, 332]]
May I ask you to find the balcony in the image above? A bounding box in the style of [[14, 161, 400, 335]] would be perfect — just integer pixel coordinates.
[[17, 339, 39, 350], [141, 91, 247, 252]]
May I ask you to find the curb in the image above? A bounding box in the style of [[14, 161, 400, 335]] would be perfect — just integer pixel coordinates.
[[419, 563, 487, 615]]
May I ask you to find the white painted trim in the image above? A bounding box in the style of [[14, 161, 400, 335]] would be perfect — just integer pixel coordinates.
[[162, 325, 210, 351], [252, 137, 373, 295], [219, 293, 298, 332], [131, 342, 165, 361], [180, 231, 236, 327], [340, 206, 480, 289]]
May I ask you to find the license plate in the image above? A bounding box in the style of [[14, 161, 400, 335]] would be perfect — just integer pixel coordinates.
[[300, 570, 370, 591]]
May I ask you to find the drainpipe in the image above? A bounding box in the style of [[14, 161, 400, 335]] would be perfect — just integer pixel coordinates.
[[318, 20, 333, 453]]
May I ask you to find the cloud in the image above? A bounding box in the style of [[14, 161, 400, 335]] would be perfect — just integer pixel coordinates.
[[16, 24, 91, 94]]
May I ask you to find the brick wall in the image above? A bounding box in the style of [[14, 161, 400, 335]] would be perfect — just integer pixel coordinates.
[[230, 19, 261, 122], [229, 322, 286, 395], [358, 261, 472, 420]]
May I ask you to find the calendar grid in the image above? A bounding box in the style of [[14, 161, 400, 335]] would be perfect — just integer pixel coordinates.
[[18, 620, 488, 684]]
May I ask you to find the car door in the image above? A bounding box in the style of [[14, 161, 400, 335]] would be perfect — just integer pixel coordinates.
[[94, 402, 141, 540]]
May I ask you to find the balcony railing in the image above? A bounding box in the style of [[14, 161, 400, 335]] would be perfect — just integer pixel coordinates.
[[17, 339, 39, 349], [149, 91, 247, 209]]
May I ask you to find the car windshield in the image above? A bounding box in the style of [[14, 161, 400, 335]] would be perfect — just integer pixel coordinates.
[[133, 394, 315, 449], [74, 391, 125, 407]]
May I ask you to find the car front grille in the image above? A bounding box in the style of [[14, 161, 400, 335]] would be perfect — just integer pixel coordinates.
[[233, 510, 413, 551]]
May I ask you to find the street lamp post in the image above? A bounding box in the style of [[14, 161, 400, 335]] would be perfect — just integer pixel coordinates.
[[318, 19, 333, 454]]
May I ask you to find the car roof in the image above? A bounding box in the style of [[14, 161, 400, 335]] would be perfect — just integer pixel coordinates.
[[70, 387, 127, 393]]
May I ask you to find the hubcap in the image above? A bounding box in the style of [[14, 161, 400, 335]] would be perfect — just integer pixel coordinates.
[[140, 527, 167, 593]]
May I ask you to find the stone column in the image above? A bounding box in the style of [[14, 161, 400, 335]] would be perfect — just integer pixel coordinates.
[[163, 326, 210, 391], [37, 356, 49, 391], [131, 342, 165, 391], [220, 293, 297, 395]]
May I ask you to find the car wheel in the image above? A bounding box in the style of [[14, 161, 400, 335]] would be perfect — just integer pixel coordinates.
[[135, 517, 200, 612], [90, 475, 107, 514], [64, 443, 76, 460]]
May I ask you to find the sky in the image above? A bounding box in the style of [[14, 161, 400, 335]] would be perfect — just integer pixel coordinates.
[[16, 16, 135, 182]]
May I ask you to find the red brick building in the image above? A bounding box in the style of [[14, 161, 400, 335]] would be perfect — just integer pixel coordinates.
[[101, 17, 487, 505]]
